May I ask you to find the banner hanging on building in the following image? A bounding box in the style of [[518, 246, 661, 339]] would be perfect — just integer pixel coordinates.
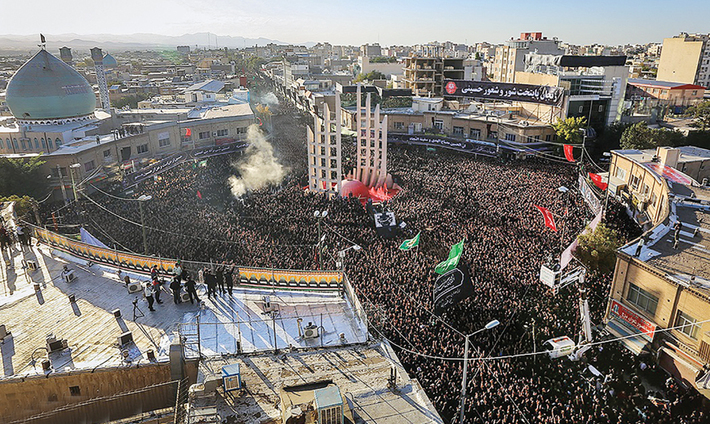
[[444, 80, 565, 106], [433, 263, 474, 315], [123, 141, 249, 187], [578, 174, 602, 215]]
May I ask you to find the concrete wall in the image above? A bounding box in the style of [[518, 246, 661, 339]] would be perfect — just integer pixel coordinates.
[[657, 37, 704, 84], [0, 363, 172, 423]]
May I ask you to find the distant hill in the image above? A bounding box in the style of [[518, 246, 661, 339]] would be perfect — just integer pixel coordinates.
[[0, 33, 317, 54]]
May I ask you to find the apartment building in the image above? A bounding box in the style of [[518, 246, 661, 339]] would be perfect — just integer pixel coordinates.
[[403, 57, 473, 96], [657, 33, 710, 87], [605, 148, 710, 397], [491, 33, 564, 83]]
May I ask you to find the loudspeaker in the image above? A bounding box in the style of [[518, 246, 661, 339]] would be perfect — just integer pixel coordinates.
[[118, 331, 133, 346], [112, 309, 121, 318]]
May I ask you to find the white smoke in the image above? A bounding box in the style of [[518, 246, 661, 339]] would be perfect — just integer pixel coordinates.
[[228, 124, 287, 197], [261, 92, 279, 106]]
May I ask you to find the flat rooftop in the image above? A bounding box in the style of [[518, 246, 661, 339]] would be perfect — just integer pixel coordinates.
[[191, 341, 443, 423], [0, 244, 367, 379]]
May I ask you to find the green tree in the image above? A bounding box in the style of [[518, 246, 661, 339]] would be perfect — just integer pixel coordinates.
[[0, 156, 47, 199], [686, 100, 710, 132], [353, 70, 386, 83], [619, 122, 684, 150], [0, 195, 37, 221], [553, 117, 587, 145], [574, 223, 622, 274]]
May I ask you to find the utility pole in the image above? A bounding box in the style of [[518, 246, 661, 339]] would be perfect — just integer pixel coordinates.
[[138, 195, 152, 255], [56, 165, 68, 205]]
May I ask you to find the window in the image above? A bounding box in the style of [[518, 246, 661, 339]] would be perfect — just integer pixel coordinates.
[[630, 174, 640, 190], [615, 167, 626, 180], [433, 120, 443, 131], [84, 160, 95, 172], [216, 129, 228, 137], [505, 133, 516, 142], [626, 283, 659, 315], [0, 139, 3, 149], [453, 126, 464, 136], [34, 138, 39, 149], [13, 138, 18, 149], [198, 131, 210, 140], [545, 134, 552, 142], [137, 144, 149, 154], [158, 135, 171, 147], [21, 140, 27, 150], [533, 135, 541, 141], [651, 192, 658, 206], [41, 138, 46, 149], [55, 138, 62, 147], [393, 122, 404, 130], [469, 128, 481, 139], [104, 149, 111, 158], [69, 386, 81, 396], [236, 127, 247, 134], [676, 311, 700, 339]]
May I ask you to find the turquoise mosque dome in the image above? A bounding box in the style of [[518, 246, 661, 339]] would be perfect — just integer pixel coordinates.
[[6, 49, 96, 121]]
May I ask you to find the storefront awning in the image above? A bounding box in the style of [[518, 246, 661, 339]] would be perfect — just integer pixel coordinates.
[[606, 318, 651, 356]]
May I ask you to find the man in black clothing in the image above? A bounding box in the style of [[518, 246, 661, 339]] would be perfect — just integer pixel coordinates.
[[216, 265, 225, 294], [205, 268, 217, 299], [152, 276, 163, 304], [185, 276, 201, 304], [170, 277, 182, 304], [225, 265, 234, 296]]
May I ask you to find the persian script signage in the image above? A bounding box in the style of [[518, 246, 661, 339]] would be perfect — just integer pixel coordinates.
[[610, 299, 657, 339], [444, 80, 565, 107]]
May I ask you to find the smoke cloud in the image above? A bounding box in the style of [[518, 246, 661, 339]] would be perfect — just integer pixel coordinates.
[[228, 124, 287, 197], [261, 92, 279, 106]]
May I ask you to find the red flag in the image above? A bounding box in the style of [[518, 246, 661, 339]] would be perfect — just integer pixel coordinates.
[[564, 145, 575, 162], [533, 205, 557, 232], [185, 128, 192, 137], [589, 172, 608, 191], [197, 190, 202, 199]]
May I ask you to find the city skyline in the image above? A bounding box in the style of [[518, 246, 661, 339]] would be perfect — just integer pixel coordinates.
[[2, 0, 709, 47]]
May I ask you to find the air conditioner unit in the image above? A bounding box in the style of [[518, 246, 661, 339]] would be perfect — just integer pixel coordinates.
[[263, 296, 274, 313], [63, 270, 76, 283], [118, 331, 133, 346], [46, 337, 68, 353], [26, 260, 38, 271], [303, 324, 319, 339], [127, 282, 142, 294]]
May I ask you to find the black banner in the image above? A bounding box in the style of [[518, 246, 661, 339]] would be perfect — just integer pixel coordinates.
[[444, 80, 565, 106], [433, 264, 474, 315], [388, 133, 498, 156], [123, 141, 249, 187]]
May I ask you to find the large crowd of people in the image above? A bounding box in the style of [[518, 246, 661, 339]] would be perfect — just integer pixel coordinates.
[[43, 81, 707, 423]]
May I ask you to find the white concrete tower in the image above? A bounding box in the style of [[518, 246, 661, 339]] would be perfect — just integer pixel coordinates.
[[90, 47, 111, 112], [355, 84, 388, 188], [307, 92, 342, 195]]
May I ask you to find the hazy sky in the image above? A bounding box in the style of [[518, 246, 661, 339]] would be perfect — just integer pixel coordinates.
[[2, 0, 709, 46]]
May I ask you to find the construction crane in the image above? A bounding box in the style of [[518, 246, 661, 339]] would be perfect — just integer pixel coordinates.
[[540, 265, 593, 361]]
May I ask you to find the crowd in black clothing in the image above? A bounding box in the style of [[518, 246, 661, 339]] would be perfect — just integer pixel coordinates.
[[44, 83, 708, 423]]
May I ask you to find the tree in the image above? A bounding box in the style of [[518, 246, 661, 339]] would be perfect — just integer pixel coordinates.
[[619, 122, 684, 150], [553, 117, 587, 145], [686, 100, 710, 132], [353, 70, 386, 83], [574, 223, 622, 274], [0, 156, 48, 199]]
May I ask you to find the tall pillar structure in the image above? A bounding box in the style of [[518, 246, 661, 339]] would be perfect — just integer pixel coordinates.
[[90, 47, 111, 112], [59, 47, 73, 66], [355, 84, 388, 188], [307, 92, 342, 195]]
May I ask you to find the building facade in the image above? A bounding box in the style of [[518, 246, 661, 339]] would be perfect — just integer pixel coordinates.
[[657, 33, 710, 87], [491, 33, 564, 83]]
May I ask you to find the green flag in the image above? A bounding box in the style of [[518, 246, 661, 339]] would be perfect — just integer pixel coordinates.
[[435, 239, 464, 275], [399, 232, 421, 251]]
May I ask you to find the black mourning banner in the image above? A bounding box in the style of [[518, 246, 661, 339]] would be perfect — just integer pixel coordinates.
[[444, 80, 565, 107], [433, 263, 474, 315], [123, 141, 249, 187]]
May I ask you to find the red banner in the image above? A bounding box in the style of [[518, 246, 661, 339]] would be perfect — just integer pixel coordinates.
[[533, 204, 557, 232], [589, 172, 608, 191], [610, 299, 657, 339], [564, 144, 575, 162]]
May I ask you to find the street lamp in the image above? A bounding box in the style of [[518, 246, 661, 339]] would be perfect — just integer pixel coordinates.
[[69, 163, 81, 202], [138, 195, 152, 255], [336, 244, 361, 274], [459, 319, 500, 424], [314, 210, 328, 268]]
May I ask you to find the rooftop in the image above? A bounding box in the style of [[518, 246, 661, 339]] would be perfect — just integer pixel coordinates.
[[192, 341, 443, 423], [0, 243, 367, 380], [628, 78, 707, 90]]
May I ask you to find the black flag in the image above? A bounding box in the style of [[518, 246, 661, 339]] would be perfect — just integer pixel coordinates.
[[433, 263, 474, 315], [40, 34, 46, 44]]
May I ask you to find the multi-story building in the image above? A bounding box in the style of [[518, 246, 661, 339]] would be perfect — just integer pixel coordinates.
[[491, 32, 564, 83], [657, 33, 710, 87], [604, 148, 710, 396], [360, 43, 382, 58], [403, 57, 474, 96], [624, 78, 706, 119]]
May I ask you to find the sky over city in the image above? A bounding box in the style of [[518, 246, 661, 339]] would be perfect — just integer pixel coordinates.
[[2, 0, 710, 46]]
